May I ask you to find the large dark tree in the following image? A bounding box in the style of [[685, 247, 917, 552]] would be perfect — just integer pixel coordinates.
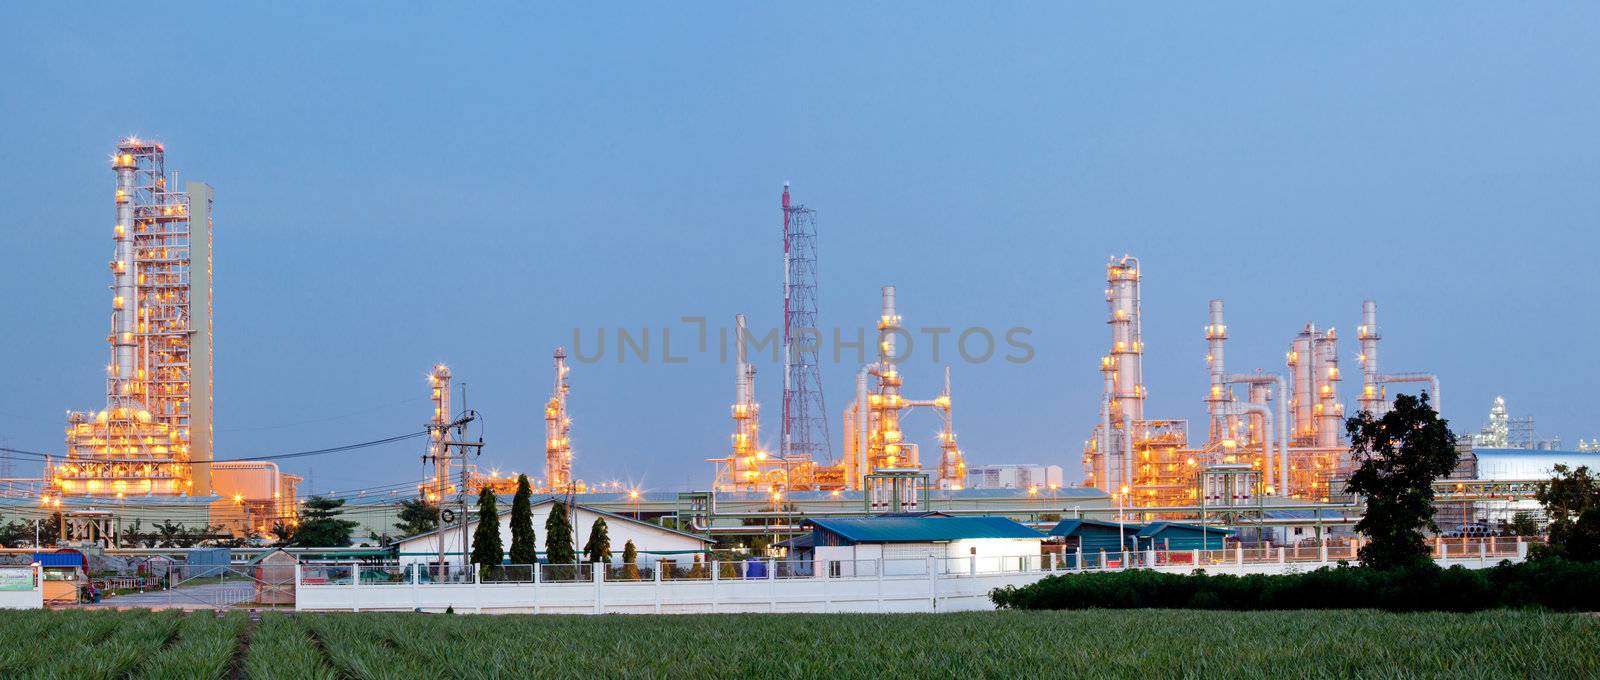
[[583, 517, 612, 564], [544, 501, 576, 565], [1535, 464, 1600, 561], [1345, 393, 1459, 569], [294, 496, 360, 547], [394, 497, 440, 537], [470, 487, 504, 572], [508, 475, 537, 565]]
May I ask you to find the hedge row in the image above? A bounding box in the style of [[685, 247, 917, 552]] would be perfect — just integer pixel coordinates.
[[990, 558, 1600, 612]]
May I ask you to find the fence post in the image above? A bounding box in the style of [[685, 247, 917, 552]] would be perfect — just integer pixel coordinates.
[[710, 561, 719, 614], [1277, 547, 1285, 564], [593, 561, 603, 615], [769, 558, 778, 612], [351, 562, 361, 613], [294, 563, 303, 612], [1236, 545, 1244, 565], [877, 558, 885, 607], [1319, 539, 1328, 564], [472, 563, 482, 614], [1479, 540, 1487, 566], [1145, 548, 1155, 568], [1191, 548, 1199, 566], [1075, 547, 1083, 572], [653, 560, 662, 614], [927, 556, 937, 612]]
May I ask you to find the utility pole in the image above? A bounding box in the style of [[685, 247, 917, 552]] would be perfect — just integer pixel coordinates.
[[423, 366, 484, 575]]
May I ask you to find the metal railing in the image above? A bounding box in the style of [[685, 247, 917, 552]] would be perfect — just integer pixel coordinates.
[[296, 539, 1535, 592]]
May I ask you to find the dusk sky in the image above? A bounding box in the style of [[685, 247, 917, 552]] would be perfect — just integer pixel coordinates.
[[2, 3, 1595, 495]]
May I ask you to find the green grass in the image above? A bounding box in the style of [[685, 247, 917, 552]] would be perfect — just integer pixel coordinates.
[[0, 608, 1593, 678]]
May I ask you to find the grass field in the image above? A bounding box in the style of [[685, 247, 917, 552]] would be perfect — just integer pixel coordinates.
[[0, 608, 1593, 678]]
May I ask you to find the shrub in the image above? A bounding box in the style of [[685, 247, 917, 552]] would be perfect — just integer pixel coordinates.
[[991, 559, 1600, 612]]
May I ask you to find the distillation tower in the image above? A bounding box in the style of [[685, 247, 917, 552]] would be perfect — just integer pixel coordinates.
[[841, 286, 965, 490], [52, 139, 213, 497], [545, 347, 581, 493], [708, 314, 791, 491], [1082, 257, 1439, 505]]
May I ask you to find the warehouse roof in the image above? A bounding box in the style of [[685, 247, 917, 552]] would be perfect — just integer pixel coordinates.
[[1135, 521, 1235, 538], [807, 516, 1045, 543], [1047, 518, 1145, 537]]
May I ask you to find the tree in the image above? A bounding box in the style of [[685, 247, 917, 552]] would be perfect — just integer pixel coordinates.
[[294, 496, 360, 547], [1345, 393, 1459, 570], [583, 517, 612, 564], [622, 540, 640, 580], [1506, 511, 1541, 537], [470, 487, 504, 574], [1535, 465, 1600, 561], [545, 501, 576, 565], [269, 521, 296, 547], [394, 498, 440, 537], [508, 475, 537, 565]]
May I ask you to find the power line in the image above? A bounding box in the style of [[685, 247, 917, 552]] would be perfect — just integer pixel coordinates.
[[0, 430, 426, 466]]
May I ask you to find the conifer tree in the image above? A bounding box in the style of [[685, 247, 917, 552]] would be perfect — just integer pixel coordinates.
[[470, 487, 504, 576], [508, 475, 537, 565], [583, 517, 612, 564], [545, 500, 577, 565], [623, 540, 640, 580]]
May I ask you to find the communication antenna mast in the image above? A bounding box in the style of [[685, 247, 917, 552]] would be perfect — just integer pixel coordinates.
[[781, 182, 832, 463]]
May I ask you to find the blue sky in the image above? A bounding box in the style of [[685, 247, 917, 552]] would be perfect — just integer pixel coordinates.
[[1, 3, 1595, 494]]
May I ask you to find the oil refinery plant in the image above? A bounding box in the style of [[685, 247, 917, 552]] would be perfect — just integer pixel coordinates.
[[7, 138, 1596, 551]]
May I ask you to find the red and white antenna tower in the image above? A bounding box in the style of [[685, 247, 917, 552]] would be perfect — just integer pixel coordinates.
[[781, 182, 832, 464]]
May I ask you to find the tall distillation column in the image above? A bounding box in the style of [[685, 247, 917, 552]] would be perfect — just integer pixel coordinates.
[[57, 139, 209, 497], [424, 364, 452, 503], [868, 286, 907, 471], [1288, 325, 1315, 444], [1204, 300, 1234, 444], [545, 348, 574, 492], [1314, 328, 1343, 449], [932, 368, 964, 489], [1105, 256, 1144, 494], [1358, 300, 1384, 417]]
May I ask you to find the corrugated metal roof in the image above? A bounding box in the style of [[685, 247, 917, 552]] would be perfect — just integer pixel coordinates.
[[807, 516, 1045, 543], [33, 551, 84, 568], [1135, 521, 1235, 538], [1048, 518, 1145, 537]]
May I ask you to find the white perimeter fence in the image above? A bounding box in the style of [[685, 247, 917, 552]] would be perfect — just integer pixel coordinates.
[[296, 537, 1530, 615]]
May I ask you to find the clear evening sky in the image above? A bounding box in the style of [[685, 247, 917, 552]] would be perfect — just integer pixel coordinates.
[[1, 4, 1595, 494]]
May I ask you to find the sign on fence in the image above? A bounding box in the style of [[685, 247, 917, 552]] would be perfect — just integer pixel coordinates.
[[0, 568, 35, 591]]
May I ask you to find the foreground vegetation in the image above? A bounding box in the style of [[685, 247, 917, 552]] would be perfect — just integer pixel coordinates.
[[991, 558, 1600, 612], [0, 608, 1595, 678]]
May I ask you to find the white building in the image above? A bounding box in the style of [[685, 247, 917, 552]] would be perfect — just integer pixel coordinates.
[[807, 516, 1045, 576], [395, 497, 711, 569], [964, 464, 1063, 490]]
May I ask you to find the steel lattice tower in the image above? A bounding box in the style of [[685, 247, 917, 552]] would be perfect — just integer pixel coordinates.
[[781, 182, 832, 463]]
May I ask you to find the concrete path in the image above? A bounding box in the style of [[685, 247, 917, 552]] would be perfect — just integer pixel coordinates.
[[81, 581, 256, 610]]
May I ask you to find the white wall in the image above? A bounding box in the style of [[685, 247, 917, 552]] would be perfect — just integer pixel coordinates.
[[297, 546, 1528, 615], [397, 503, 708, 567], [814, 538, 1042, 576]]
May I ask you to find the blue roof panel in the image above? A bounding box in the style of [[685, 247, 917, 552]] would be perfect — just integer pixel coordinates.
[[808, 516, 1045, 543]]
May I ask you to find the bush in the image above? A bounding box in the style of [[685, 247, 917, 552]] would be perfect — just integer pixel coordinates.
[[990, 558, 1600, 612]]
